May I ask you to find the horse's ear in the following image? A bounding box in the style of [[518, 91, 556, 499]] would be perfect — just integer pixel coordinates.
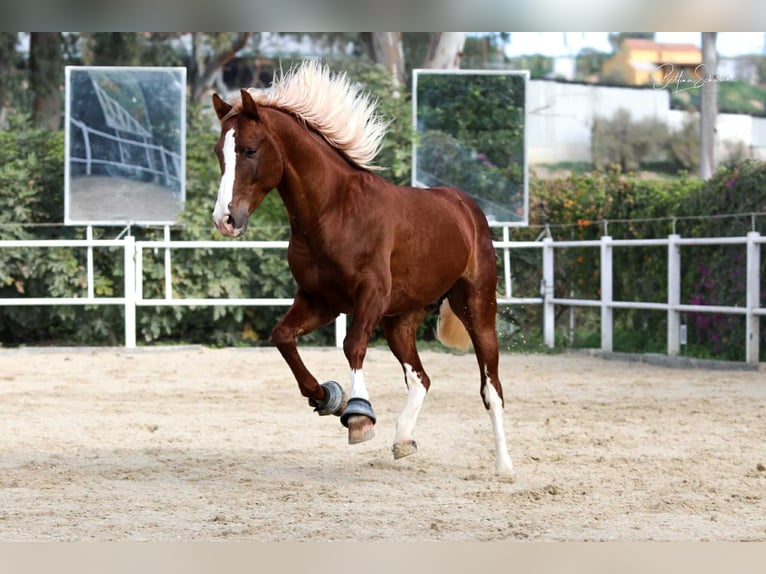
[[212, 93, 233, 121], [240, 88, 261, 121]]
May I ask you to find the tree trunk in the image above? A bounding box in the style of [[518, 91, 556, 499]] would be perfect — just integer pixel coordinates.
[[424, 32, 466, 69], [0, 33, 19, 125], [366, 32, 406, 87], [699, 32, 717, 180], [30, 32, 62, 131]]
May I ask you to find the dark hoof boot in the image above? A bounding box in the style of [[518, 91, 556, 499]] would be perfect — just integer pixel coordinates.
[[308, 381, 347, 416]]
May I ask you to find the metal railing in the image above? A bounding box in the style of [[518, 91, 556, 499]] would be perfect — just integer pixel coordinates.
[[70, 118, 182, 189], [0, 227, 763, 364]]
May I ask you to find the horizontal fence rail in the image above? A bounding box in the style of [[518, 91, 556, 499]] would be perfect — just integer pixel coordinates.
[[0, 227, 763, 364]]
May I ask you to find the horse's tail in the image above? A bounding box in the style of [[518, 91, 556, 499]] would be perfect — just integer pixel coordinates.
[[436, 299, 472, 351]]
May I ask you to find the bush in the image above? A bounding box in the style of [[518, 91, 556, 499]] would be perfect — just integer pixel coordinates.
[[667, 113, 700, 173], [591, 108, 668, 172], [592, 108, 702, 174]]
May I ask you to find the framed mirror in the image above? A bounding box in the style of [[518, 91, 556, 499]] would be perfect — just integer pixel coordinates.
[[64, 66, 186, 225], [412, 69, 528, 226]]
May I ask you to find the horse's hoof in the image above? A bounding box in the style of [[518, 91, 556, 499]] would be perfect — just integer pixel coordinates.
[[392, 440, 418, 459], [340, 397, 377, 444], [347, 415, 375, 444], [495, 465, 517, 483], [308, 381, 347, 416]]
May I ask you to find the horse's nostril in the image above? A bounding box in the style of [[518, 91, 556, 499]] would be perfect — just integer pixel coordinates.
[[225, 214, 235, 227]]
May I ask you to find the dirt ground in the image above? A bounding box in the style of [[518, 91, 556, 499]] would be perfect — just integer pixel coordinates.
[[0, 345, 764, 541], [68, 175, 182, 223]]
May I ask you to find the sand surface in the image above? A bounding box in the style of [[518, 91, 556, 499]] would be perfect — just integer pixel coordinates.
[[1, 346, 764, 541]]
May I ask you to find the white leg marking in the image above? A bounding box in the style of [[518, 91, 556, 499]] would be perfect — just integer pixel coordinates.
[[394, 364, 427, 445], [349, 369, 369, 401], [212, 128, 236, 224], [482, 367, 515, 477]]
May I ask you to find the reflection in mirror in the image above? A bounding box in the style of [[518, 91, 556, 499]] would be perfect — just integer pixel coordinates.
[[413, 70, 528, 226], [65, 66, 186, 225]]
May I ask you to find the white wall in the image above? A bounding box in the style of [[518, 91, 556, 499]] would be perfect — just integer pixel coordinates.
[[526, 79, 766, 166]]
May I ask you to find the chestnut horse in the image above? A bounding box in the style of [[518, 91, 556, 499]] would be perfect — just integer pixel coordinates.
[[211, 61, 515, 478]]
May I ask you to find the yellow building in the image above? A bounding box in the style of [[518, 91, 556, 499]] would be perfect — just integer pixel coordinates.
[[602, 38, 703, 86]]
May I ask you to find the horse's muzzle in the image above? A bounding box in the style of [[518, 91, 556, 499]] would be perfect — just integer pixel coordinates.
[[213, 211, 248, 237]]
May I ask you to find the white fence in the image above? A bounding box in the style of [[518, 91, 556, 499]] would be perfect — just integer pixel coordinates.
[[0, 228, 763, 364]]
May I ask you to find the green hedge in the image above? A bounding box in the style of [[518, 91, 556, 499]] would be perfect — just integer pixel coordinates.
[[504, 164, 766, 361]]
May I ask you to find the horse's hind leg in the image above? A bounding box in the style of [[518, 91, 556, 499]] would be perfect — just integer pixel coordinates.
[[448, 281, 516, 479], [381, 310, 430, 459]]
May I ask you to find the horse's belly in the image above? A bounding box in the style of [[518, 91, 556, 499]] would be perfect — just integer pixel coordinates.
[[386, 254, 467, 313]]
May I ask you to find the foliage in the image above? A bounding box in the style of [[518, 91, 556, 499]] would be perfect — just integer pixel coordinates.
[[667, 113, 700, 173], [592, 108, 682, 172], [675, 160, 766, 360], [415, 72, 525, 222], [333, 60, 415, 186], [670, 79, 766, 117], [592, 108, 707, 175], [507, 162, 766, 361]]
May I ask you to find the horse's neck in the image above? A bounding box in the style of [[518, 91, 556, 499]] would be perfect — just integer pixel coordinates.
[[268, 108, 355, 228]]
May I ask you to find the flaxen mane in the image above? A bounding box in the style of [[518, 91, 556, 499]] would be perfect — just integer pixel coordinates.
[[233, 60, 388, 170]]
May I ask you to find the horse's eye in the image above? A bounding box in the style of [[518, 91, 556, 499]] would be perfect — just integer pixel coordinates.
[[244, 147, 258, 158]]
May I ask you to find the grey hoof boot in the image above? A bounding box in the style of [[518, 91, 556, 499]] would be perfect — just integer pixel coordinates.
[[308, 381, 347, 416], [340, 398, 376, 427]]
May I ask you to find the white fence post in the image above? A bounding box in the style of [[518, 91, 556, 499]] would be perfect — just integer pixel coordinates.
[[123, 235, 136, 348], [600, 235, 613, 352], [542, 236, 555, 348], [746, 231, 761, 365], [667, 234, 681, 356], [503, 225, 512, 297], [164, 225, 173, 300], [335, 314, 347, 348], [86, 226, 95, 299]]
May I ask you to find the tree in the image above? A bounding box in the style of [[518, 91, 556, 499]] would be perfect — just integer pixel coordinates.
[[699, 32, 718, 180], [29, 33, 63, 130], [85, 33, 143, 66], [360, 32, 406, 87], [189, 32, 252, 104]]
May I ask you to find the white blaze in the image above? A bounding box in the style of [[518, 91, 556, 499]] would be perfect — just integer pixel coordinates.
[[213, 128, 236, 224]]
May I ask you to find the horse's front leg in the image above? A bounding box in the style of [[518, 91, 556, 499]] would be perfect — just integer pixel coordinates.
[[271, 289, 347, 416], [339, 286, 387, 444]]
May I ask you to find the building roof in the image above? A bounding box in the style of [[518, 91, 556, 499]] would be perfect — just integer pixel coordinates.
[[623, 38, 701, 53]]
